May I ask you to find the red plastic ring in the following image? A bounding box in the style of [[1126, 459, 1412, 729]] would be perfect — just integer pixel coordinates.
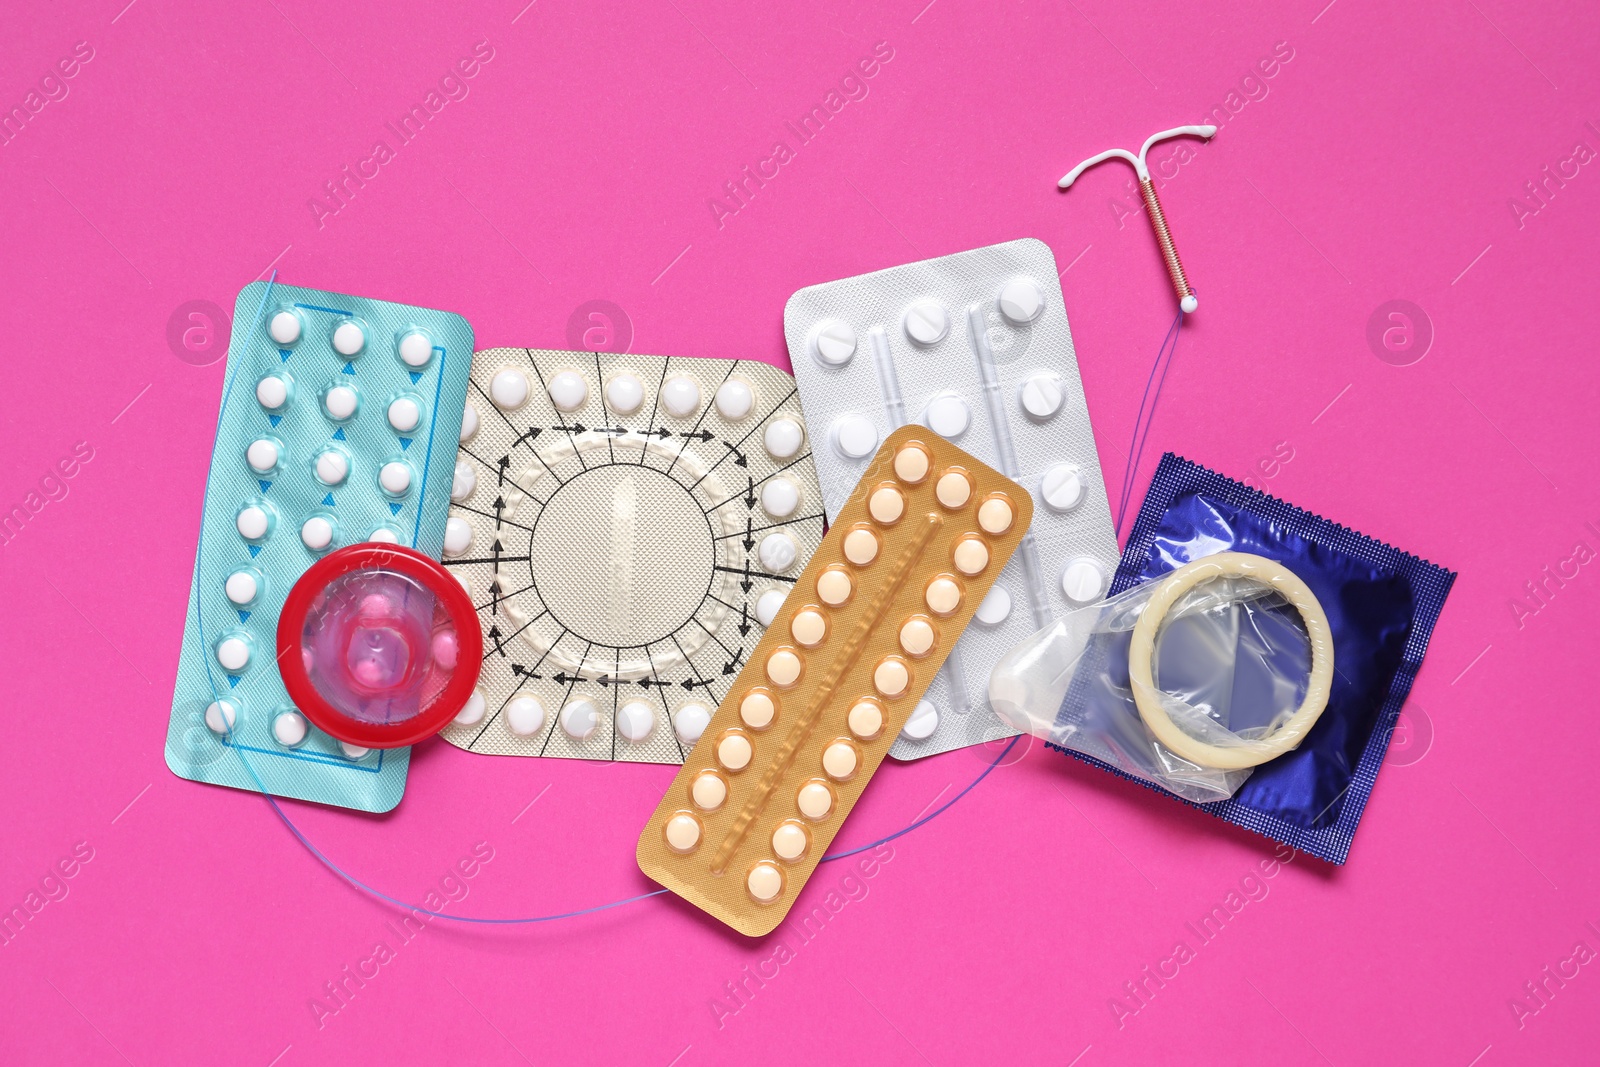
[[277, 543, 482, 748]]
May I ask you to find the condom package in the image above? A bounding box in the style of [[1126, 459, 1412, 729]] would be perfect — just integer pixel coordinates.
[[991, 453, 1454, 863]]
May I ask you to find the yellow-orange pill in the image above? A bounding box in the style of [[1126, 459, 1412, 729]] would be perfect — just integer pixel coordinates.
[[740, 691, 777, 729], [926, 576, 963, 616], [822, 740, 860, 780], [899, 617, 936, 656], [936, 470, 972, 508], [816, 568, 853, 606], [771, 820, 809, 862], [747, 861, 784, 903], [766, 649, 802, 687], [893, 444, 932, 483], [874, 656, 910, 698], [791, 609, 827, 647], [847, 699, 885, 740], [664, 812, 702, 853], [978, 496, 1015, 535], [843, 528, 880, 566], [691, 771, 728, 811], [869, 485, 905, 524], [796, 779, 834, 820], [717, 731, 753, 771], [953, 538, 990, 575]]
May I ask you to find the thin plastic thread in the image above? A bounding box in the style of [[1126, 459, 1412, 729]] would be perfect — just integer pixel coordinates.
[[1115, 307, 1186, 536]]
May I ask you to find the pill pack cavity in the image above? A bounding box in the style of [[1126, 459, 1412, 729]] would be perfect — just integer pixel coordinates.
[[638, 427, 1032, 935], [165, 281, 473, 813], [439, 350, 825, 765], [785, 238, 1120, 760]]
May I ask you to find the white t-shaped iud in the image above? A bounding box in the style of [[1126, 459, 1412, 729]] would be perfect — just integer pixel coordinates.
[[1059, 125, 1217, 313]]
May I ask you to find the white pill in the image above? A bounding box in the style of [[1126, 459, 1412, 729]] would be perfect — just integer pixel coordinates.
[[740, 692, 777, 730], [747, 861, 785, 903], [925, 394, 970, 438], [665, 814, 702, 854], [339, 742, 370, 760], [1062, 559, 1105, 604], [998, 277, 1045, 323], [606, 372, 644, 414], [831, 414, 878, 459], [451, 461, 477, 502], [224, 570, 258, 606], [974, 585, 1012, 626], [811, 319, 856, 365], [490, 368, 529, 410], [455, 688, 487, 726], [301, 516, 334, 551], [268, 310, 301, 345], [398, 331, 432, 368], [764, 417, 804, 459], [1020, 373, 1065, 419], [674, 703, 712, 745], [443, 517, 473, 556], [715, 379, 754, 419], [691, 771, 727, 810], [315, 449, 349, 486], [387, 396, 421, 433], [797, 780, 833, 820], [256, 376, 288, 410], [273, 710, 308, 747], [460, 403, 480, 442], [236, 505, 269, 541], [246, 439, 279, 474], [755, 588, 788, 627], [772, 821, 809, 862], [616, 700, 656, 742], [761, 478, 800, 519], [332, 321, 366, 356], [204, 700, 238, 734], [560, 697, 600, 740], [822, 741, 859, 780], [216, 636, 250, 672], [379, 461, 412, 495], [1042, 464, 1085, 512], [757, 533, 798, 572], [548, 370, 588, 411], [505, 695, 547, 736], [368, 527, 400, 544], [903, 300, 949, 345], [718, 732, 754, 771], [324, 385, 358, 421], [661, 376, 700, 417], [901, 699, 939, 740]]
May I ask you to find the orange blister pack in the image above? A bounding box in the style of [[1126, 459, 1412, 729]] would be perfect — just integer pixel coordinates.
[[636, 425, 1033, 935]]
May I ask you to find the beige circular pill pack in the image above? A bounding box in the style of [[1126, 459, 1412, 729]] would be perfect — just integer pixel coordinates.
[[637, 426, 1033, 936], [440, 349, 824, 764]]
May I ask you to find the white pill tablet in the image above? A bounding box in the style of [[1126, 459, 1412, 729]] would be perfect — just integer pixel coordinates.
[[368, 527, 400, 544], [873, 657, 910, 698], [665, 814, 702, 854], [398, 331, 432, 368], [216, 636, 250, 672], [900, 699, 939, 740], [926, 576, 963, 615], [822, 741, 859, 780], [224, 570, 258, 606], [978, 497, 1015, 534], [443, 517, 473, 556], [1061, 559, 1105, 604], [936, 471, 972, 509], [747, 861, 784, 903], [674, 703, 712, 745], [715, 378, 755, 419], [616, 700, 656, 743], [661, 376, 700, 417], [1041, 464, 1085, 512], [324, 385, 358, 421], [246, 439, 279, 474], [606, 372, 644, 414], [899, 617, 935, 656], [387, 396, 421, 432], [869, 485, 905, 525], [1020, 373, 1065, 419], [848, 700, 884, 740], [379, 461, 412, 496], [454, 688, 487, 726], [772, 821, 809, 862], [256, 375, 289, 410], [236, 505, 270, 541], [450, 461, 477, 502], [893, 444, 931, 484], [339, 742, 370, 760], [925, 394, 970, 438], [548, 370, 588, 411], [831, 414, 878, 460], [313, 449, 348, 486], [301, 515, 334, 551], [740, 692, 777, 730], [761, 478, 800, 519], [816, 568, 853, 606], [763, 417, 804, 459], [273, 710, 308, 747], [998, 277, 1045, 323], [953, 538, 990, 575], [755, 588, 788, 627], [268, 310, 301, 345], [490, 368, 529, 410], [757, 533, 798, 572], [766, 650, 802, 688], [974, 585, 1012, 626], [811, 319, 856, 365], [691, 771, 727, 810], [505, 695, 547, 736], [332, 321, 366, 356], [797, 780, 833, 820], [717, 731, 754, 771], [560, 697, 600, 740], [903, 299, 949, 345], [204, 699, 238, 734], [791, 609, 827, 647], [843, 528, 879, 566], [460, 403, 480, 442]]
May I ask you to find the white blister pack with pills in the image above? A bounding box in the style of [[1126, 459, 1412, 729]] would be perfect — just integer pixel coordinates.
[[165, 280, 474, 812], [785, 238, 1119, 760], [440, 349, 825, 764]]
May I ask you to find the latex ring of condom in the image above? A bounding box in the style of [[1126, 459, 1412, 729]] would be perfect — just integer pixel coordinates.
[[1127, 551, 1335, 771], [277, 544, 482, 748]]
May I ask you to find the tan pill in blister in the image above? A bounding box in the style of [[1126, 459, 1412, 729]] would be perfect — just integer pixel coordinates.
[[691, 771, 728, 811], [665, 812, 702, 853], [925, 575, 964, 616], [936, 469, 973, 509], [717, 730, 754, 772], [873, 656, 911, 698], [899, 616, 936, 657], [952, 537, 990, 575], [765, 648, 803, 688], [847, 698, 885, 740], [796, 779, 835, 821], [771, 820, 810, 863], [740, 690, 777, 730], [822, 739, 861, 781], [893, 443, 932, 483], [978, 494, 1016, 535], [868, 484, 906, 525], [791, 609, 828, 647], [747, 861, 785, 903], [843, 527, 880, 566], [815, 567, 854, 606]]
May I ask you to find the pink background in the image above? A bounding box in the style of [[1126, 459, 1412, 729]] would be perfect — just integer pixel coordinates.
[[3, 0, 1597, 1063]]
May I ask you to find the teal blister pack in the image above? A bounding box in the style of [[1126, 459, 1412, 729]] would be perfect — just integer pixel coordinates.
[[165, 280, 474, 812]]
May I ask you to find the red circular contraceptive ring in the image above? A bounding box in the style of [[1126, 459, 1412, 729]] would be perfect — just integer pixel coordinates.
[[277, 544, 481, 748]]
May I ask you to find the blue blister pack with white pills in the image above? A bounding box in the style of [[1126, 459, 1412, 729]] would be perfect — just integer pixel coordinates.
[[165, 280, 474, 812]]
